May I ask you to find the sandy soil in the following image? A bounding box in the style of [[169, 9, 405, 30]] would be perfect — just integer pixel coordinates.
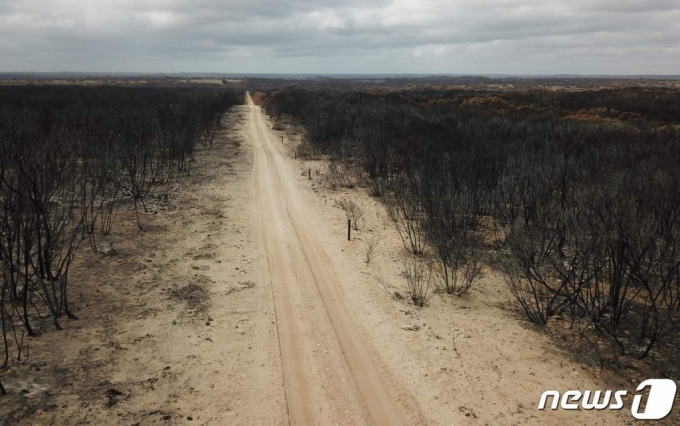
[[1, 95, 675, 425]]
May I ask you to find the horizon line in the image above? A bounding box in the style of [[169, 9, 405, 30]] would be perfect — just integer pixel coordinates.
[[2, 71, 680, 80]]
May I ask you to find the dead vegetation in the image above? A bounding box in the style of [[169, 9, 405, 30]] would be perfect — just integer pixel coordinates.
[[336, 197, 365, 231], [402, 254, 435, 307], [263, 86, 680, 382], [359, 236, 380, 264], [324, 160, 357, 190], [0, 86, 239, 401]]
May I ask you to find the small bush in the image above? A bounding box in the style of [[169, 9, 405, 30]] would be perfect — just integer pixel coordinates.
[[402, 254, 435, 307], [336, 197, 365, 231], [325, 160, 356, 190], [360, 236, 380, 264]]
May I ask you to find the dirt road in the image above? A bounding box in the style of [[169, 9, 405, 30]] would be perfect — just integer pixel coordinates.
[[245, 93, 406, 425]]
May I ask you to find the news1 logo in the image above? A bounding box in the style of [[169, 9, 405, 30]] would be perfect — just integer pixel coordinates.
[[538, 379, 677, 420]]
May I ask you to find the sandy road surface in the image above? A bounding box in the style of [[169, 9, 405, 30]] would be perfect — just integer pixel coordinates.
[[245, 93, 406, 425]]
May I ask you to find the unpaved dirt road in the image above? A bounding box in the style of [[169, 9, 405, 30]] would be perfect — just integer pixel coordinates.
[[245, 93, 406, 425]]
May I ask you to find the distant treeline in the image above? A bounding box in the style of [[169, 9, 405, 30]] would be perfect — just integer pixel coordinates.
[[403, 87, 680, 125], [0, 86, 240, 395], [263, 88, 680, 363]]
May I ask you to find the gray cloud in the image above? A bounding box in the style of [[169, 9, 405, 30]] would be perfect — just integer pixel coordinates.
[[1, 0, 679, 74]]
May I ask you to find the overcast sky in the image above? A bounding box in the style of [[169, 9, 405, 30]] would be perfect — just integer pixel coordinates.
[[1, 0, 679, 75]]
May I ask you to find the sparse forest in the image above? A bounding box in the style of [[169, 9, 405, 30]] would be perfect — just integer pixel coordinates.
[[260, 87, 680, 365], [0, 86, 240, 395], [1, 79, 678, 424]]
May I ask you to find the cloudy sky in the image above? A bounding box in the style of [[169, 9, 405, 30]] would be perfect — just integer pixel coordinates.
[[1, 0, 679, 74]]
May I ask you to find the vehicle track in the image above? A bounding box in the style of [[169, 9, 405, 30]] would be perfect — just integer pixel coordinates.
[[245, 93, 405, 425]]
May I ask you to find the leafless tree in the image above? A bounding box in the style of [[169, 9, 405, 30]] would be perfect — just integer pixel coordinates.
[[384, 178, 428, 255]]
